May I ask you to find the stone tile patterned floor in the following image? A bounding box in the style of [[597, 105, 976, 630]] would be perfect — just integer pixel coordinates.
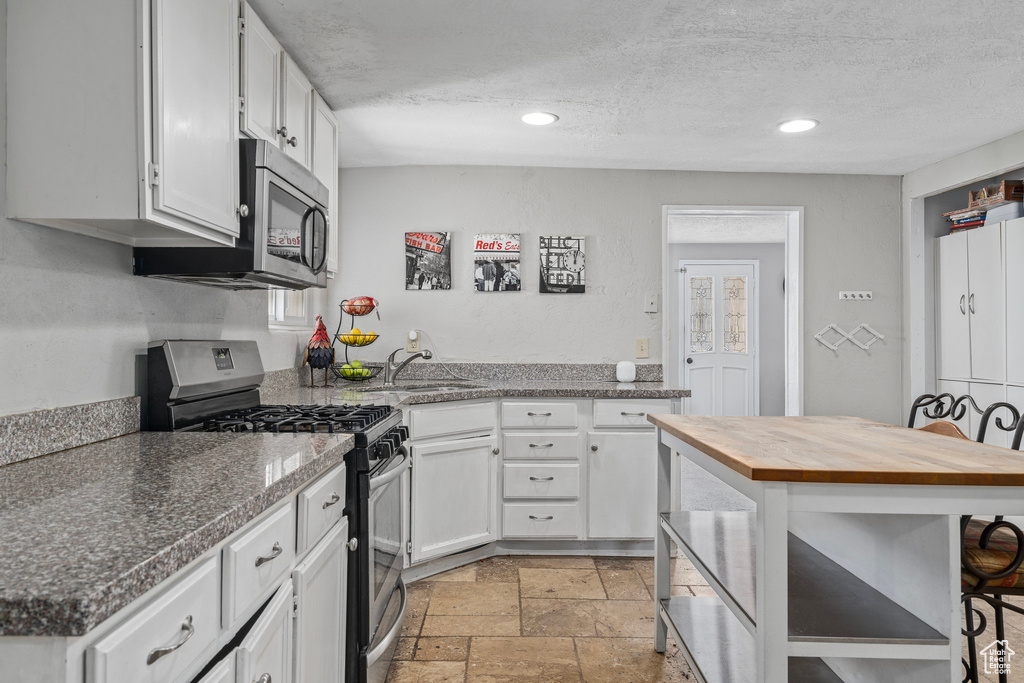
[[387, 555, 697, 682]]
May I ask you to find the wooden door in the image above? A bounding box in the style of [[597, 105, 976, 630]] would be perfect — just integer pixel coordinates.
[[311, 92, 339, 274], [293, 519, 347, 683], [967, 224, 1005, 382], [281, 55, 313, 168], [936, 232, 971, 380], [235, 580, 293, 683], [150, 0, 239, 237], [240, 2, 282, 144], [587, 431, 657, 539], [680, 262, 758, 416], [411, 435, 498, 564]]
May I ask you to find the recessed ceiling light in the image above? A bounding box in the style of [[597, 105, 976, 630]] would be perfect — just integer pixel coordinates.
[[778, 119, 818, 133], [522, 112, 559, 126]]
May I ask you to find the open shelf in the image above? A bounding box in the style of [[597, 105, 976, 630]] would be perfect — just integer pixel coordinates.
[[661, 511, 949, 657], [660, 596, 842, 683]]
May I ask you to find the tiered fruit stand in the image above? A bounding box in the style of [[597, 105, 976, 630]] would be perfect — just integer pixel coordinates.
[[332, 297, 383, 382]]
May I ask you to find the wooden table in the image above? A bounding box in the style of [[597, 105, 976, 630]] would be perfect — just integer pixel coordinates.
[[649, 415, 1024, 683]]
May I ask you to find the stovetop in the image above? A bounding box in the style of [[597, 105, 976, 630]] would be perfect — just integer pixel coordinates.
[[189, 404, 397, 442]]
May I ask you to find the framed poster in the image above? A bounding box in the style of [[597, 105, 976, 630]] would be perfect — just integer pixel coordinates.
[[405, 232, 452, 290], [474, 234, 520, 291], [540, 236, 585, 293]]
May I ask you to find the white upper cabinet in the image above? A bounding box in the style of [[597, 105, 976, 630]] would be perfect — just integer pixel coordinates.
[[966, 224, 1005, 382], [240, 3, 282, 144], [281, 56, 315, 169], [6, 0, 241, 246], [935, 231, 971, 380], [1006, 218, 1024, 385], [311, 93, 340, 275]]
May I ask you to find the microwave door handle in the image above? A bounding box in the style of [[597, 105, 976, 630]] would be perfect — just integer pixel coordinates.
[[299, 206, 314, 268], [312, 206, 329, 274]]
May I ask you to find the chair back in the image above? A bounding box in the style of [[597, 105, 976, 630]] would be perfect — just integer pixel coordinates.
[[976, 401, 1022, 446], [916, 420, 968, 439], [907, 393, 980, 429]]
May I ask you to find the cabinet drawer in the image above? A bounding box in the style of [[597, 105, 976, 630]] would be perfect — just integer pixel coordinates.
[[502, 401, 578, 429], [87, 557, 219, 683], [504, 464, 580, 499], [223, 501, 297, 629], [503, 503, 580, 538], [408, 401, 497, 439], [297, 463, 346, 555], [593, 399, 671, 428], [503, 432, 580, 460]]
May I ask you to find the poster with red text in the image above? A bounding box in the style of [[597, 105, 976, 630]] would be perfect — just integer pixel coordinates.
[[474, 234, 520, 292], [405, 232, 451, 290]]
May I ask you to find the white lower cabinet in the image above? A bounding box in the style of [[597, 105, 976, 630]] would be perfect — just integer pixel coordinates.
[[292, 519, 348, 683], [503, 503, 580, 538], [410, 434, 499, 564], [195, 656, 234, 683], [235, 580, 294, 683], [587, 431, 658, 539]]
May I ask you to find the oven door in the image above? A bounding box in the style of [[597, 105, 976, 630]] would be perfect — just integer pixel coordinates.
[[252, 167, 329, 287], [366, 448, 409, 636]]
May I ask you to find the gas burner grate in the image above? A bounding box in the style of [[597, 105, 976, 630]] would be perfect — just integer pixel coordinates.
[[201, 403, 394, 435]]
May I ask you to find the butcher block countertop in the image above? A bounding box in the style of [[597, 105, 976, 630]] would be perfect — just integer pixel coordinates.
[[647, 414, 1024, 486]]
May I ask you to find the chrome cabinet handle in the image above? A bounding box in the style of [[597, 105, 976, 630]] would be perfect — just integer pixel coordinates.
[[960, 294, 966, 315], [146, 615, 194, 665], [236, 204, 249, 219], [255, 541, 283, 567], [529, 476, 555, 481], [255, 674, 272, 683], [287, 136, 298, 147], [529, 515, 554, 520], [277, 126, 288, 137], [591, 444, 599, 451], [322, 493, 341, 509], [527, 412, 552, 417], [347, 537, 358, 551], [528, 443, 554, 448], [621, 411, 646, 416], [969, 293, 975, 314], [492, 447, 500, 455]]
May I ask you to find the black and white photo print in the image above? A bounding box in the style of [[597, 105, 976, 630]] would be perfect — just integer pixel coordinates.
[[474, 234, 521, 291], [540, 235, 585, 293], [405, 232, 452, 290]]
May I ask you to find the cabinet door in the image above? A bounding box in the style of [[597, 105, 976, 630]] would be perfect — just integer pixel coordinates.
[[967, 224, 1005, 382], [1006, 218, 1024, 385], [293, 519, 347, 683], [311, 91, 339, 275], [235, 580, 293, 683], [195, 656, 233, 683], [587, 431, 657, 539], [935, 232, 971, 380], [411, 435, 498, 564], [281, 55, 313, 168], [150, 0, 239, 237], [240, 2, 281, 144]]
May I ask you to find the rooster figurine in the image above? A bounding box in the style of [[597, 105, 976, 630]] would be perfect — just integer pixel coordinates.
[[303, 315, 335, 387]]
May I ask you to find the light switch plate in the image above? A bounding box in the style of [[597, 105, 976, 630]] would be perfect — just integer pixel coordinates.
[[644, 293, 658, 313], [839, 291, 873, 301], [635, 337, 650, 359]]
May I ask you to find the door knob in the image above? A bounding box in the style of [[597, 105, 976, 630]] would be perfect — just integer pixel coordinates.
[[686, 357, 693, 364]]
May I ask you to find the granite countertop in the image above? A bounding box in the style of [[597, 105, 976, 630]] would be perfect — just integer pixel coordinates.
[[0, 431, 353, 637], [263, 379, 690, 407]]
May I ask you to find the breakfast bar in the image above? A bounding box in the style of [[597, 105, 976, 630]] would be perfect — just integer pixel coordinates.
[[650, 415, 1024, 683]]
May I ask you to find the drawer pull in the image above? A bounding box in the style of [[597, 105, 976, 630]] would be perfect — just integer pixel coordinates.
[[529, 476, 555, 481], [322, 493, 341, 509], [620, 411, 646, 417], [528, 443, 554, 448], [255, 541, 283, 567], [256, 674, 272, 683], [529, 515, 554, 521], [146, 615, 194, 665], [527, 412, 553, 417]]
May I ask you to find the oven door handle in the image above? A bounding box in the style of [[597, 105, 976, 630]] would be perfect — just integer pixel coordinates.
[[369, 448, 409, 492], [366, 577, 408, 667]]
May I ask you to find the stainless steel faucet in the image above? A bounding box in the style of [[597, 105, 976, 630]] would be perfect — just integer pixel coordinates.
[[383, 348, 433, 386]]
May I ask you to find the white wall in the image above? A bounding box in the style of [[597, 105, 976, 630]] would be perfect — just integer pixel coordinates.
[[0, 0, 316, 417], [333, 166, 903, 423]]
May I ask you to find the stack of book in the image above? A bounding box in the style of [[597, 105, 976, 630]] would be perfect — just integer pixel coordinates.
[[944, 208, 986, 233]]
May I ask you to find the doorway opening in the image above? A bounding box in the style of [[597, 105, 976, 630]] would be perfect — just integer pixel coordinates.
[[662, 206, 803, 416]]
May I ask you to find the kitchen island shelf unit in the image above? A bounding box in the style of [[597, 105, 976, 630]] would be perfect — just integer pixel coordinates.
[[661, 511, 948, 658], [659, 596, 842, 683]]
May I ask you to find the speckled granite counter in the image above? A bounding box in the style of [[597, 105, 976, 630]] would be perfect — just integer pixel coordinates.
[[0, 431, 353, 637], [262, 379, 689, 407]]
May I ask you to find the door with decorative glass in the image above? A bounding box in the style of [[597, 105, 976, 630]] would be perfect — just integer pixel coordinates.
[[680, 261, 759, 416]]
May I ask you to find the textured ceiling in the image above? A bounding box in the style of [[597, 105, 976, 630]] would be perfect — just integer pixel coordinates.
[[249, 0, 1024, 174]]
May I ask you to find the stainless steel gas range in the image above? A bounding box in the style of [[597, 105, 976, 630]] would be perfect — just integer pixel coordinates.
[[144, 339, 408, 683]]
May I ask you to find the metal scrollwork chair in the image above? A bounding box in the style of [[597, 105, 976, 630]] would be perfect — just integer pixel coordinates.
[[907, 392, 983, 429]]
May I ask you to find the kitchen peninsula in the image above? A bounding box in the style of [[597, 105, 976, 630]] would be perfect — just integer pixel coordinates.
[[650, 415, 1024, 683]]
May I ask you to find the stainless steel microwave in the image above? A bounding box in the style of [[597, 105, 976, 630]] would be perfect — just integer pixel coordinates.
[[133, 139, 330, 290]]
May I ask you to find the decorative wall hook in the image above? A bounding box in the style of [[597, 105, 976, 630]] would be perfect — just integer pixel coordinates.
[[814, 323, 884, 351]]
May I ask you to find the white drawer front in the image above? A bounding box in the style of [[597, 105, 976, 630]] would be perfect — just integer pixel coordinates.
[[503, 503, 580, 538], [408, 401, 497, 439], [503, 432, 580, 460], [503, 464, 580, 499], [87, 557, 220, 683], [297, 463, 346, 554], [223, 501, 297, 629], [593, 398, 671, 428], [502, 401, 578, 429]]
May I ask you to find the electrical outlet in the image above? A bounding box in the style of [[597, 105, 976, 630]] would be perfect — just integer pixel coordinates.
[[644, 293, 658, 313], [406, 331, 421, 353], [636, 337, 649, 359], [839, 291, 873, 301]]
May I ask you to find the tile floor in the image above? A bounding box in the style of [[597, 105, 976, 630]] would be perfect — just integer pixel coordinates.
[[387, 555, 698, 682]]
